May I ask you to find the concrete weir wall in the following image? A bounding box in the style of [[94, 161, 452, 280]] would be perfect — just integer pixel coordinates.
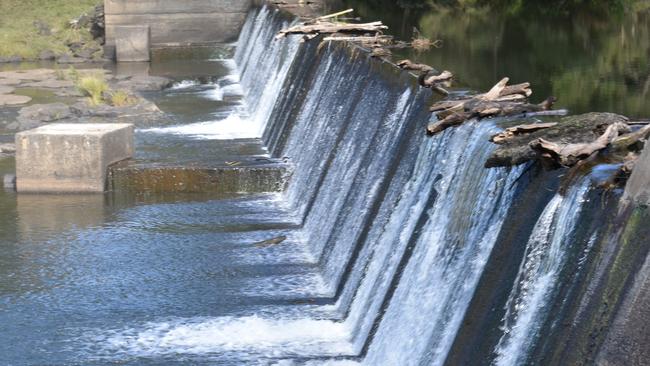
[[105, 0, 252, 55]]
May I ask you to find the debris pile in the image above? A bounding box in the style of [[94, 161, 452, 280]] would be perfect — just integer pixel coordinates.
[[276, 9, 387, 41], [487, 113, 650, 178], [426, 77, 556, 135]]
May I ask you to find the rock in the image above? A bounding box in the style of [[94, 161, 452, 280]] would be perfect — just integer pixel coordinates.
[[3, 174, 16, 190], [18, 103, 72, 123], [0, 69, 55, 81], [33, 20, 51, 36], [67, 42, 84, 52], [0, 86, 15, 94], [0, 94, 32, 106], [74, 46, 100, 59], [116, 75, 173, 91], [486, 112, 629, 168], [56, 54, 86, 64], [55, 88, 85, 97], [0, 143, 16, 154], [70, 101, 120, 118], [38, 50, 56, 60], [0, 78, 21, 86], [22, 79, 74, 88], [0, 56, 23, 63]]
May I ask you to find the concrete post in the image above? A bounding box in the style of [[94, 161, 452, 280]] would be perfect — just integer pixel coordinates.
[[15, 123, 134, 193]]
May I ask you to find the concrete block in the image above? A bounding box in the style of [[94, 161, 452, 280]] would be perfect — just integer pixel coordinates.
[[15, 123, 134, 193], [115, 25, 151, 62]]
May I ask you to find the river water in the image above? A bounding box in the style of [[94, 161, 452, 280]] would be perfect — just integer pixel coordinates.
[[0, 3, 648, 366]]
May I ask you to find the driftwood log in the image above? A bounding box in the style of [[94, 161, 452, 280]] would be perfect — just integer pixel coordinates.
[[255, 235, 287, 248], [276, 20, 387, 40], [426, 78, 554, 135], [426, 78, 551, 135], [485, 112, 650, 171], [530, 122, 629, 167], [490, 122, 558, 144]]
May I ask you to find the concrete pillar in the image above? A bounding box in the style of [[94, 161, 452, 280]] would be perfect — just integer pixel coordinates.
[[115, 25, 151, 62], [15, 123, 134, 193]]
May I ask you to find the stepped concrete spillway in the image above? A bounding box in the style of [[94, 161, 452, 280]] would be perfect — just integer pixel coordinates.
[[0, 3, 649, 365]]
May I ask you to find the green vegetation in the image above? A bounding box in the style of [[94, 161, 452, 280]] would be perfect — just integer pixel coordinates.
[[108, 90, 137, 107], [75, 73, 108, 106], [0, 0, 98, 58]]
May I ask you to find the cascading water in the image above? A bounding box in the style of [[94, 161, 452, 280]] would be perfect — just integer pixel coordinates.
[[492, 179, 592, 366], [143, 6, 300, 140], [3, 5, 636, 366], [97, 7, 530, 363]]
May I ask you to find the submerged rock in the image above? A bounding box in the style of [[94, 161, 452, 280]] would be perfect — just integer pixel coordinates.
[[486, 112, 629, 168], [11, 103, 72, 130], [0, 86, 15, 94], [115, 76, 173, 92], [56, 54, 87, 64], [0, 56, 23, 63], [0, 94, 31, 106]]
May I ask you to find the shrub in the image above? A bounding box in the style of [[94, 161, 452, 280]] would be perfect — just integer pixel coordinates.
[[76, 74, 108, 105], [109, 90, 137, 107]]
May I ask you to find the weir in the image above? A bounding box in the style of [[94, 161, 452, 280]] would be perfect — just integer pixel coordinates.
[[1, 3, 649, 365]]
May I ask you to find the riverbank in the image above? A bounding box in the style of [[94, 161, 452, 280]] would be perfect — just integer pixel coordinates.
[[0, 0, 104, 62]]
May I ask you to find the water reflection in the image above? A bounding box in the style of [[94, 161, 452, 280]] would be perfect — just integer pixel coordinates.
[[344, 1, 650, 118]]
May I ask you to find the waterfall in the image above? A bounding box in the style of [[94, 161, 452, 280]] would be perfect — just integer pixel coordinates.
[[141, 6, 300, 140], [93, 6, 612, 366], [492, 179, 592, 365]]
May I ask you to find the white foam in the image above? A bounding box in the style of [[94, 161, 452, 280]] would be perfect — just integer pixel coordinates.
[[103, 316, 354, 358], [201, 84, 224, 101], [169, 80, 200, 90], [141, 113, 263, 140]]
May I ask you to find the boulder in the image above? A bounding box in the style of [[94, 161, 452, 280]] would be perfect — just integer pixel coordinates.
[[486, 112, 629, 168], [56, 54, 87, 64], [18, 103, 72, 123], [116, 75, 173, 91], [0, 56, 23, 63], [38, 50, 56, 60], [74, 46, 100, 60]]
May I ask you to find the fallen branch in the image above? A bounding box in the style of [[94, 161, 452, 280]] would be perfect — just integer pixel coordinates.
[[490, 122, 558, 144], [276, 21, 387, 39], [530, 122, 628, 166], [611, 123, 650, 150], [396, 59, 433, 73], [255, 235, 287, 248]]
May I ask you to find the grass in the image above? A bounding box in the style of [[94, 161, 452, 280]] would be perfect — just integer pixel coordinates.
[[109, 90, 137, 107], [0, 0, 98, 58], [75, 73, 108, 106]]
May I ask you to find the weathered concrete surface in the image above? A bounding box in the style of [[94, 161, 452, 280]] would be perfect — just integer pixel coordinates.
[[104, 0, 252, 58], [623, 144, 650, 204], [16, 123, 134, 193], [108, 163, 290, 194], [597, 244, 650, 366], [115, 25, 151, 62]]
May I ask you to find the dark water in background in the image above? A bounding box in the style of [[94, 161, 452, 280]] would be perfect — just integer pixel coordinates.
[[341, 1, 650, 119]]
